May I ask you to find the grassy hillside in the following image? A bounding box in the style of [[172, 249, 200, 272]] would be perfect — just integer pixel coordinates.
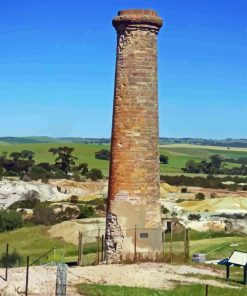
[[0, 143, 247, 176], [0, 225, 78, 264]]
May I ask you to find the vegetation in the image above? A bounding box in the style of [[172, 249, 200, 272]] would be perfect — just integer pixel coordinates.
[[0, 210, 23, 232], [181, 187, 187, 193], [0, 226, 78, 264], [160, 154, 169, 164], [0, 142, 247, 177], [195, 192, 205, 200], [86, 168, 103, 181], [9, 190, 41, 210], [78, 205, 95, 218], [0, 249, 22, 267], [188, 214, 201, 221], [161, 175, 247, 189], [77, 283, 247, 296], [95, 149, 110, 160], [0, 145, 104, 181]]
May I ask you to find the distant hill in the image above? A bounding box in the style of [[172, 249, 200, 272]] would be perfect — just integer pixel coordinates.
[[0, 137, 246, 148], [0, 137, 110, 144]]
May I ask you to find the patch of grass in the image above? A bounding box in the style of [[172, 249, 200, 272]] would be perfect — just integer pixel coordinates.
[[190, 236, 247, 260], [77, 283, 247, 296], [0, 225, 78, 264]]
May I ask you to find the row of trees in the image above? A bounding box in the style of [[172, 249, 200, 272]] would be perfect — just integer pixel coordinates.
[[0, 147, 103, 181], [183, 154, 247, 176], [95, 149, 170, 165], [161, 174, 247, 190]]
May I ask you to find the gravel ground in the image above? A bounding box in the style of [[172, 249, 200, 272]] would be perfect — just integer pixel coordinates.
[[0, 262, 238, 296]]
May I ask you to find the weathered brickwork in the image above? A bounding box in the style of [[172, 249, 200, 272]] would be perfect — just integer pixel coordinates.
[[106, 10, 163, 263]]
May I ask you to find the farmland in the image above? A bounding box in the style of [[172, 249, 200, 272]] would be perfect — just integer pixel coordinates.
[[0, 142, 247, 176]]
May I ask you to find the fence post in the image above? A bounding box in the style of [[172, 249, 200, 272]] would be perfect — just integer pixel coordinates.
[[78, 232, 83, 266], [5, 243, 9, 281], [25, 256, 29, 296], [134, 225, 137, 263], [162, 231, 165, 259], [205, 284, 209, 296], [101, 235, 104, 262], [184, 228, 190, 262], [97, 228, 100, 265], [56, 264, 68, 296], [170, 222, 173, 263]]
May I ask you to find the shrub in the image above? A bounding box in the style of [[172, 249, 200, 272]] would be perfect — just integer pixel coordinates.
[[32, 206, 56, 226], [86, 198, 106, 211], [95, 149, 110, 160], [86, 169, 103, 181], [195, 192, 205, 200], [181, 187, 187, 193], [188, 213, 201, 221], [161, 206, 169, 215], [10, 190, 40, 210], [0, 210, 23, 232], [0, 249, 23, 267], [78, 205, 95, 219], [28, 165, 50, 181], [70, 195, 79, 205], [228, 183, 238, 191], [210, 192, 217, 198]]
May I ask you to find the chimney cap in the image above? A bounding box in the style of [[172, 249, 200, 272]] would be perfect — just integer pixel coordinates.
[[113, 9, 163, 31]]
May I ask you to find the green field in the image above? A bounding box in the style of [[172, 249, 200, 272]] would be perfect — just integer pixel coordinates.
[[0, 142, 247, 176]]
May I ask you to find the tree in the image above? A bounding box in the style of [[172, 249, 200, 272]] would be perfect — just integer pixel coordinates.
[[95, 149, 110, 160], [208, 154, 223, 175], [10, 152, 22, 162], [160, 155, 169, 164], [49, 147, 78, 174], [20, 150, 35, 161], [183, 160, 201, 173]]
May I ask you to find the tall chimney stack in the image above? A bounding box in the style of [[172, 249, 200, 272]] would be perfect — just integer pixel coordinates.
[[106, 9, 163, 263]]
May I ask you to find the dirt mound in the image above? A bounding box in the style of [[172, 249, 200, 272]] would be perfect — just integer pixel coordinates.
[[48, 218, 106, 245], [160, 182, 178, 197]]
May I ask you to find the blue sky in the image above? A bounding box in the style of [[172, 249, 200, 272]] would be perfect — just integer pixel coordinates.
[[0, 0, 246, 138]]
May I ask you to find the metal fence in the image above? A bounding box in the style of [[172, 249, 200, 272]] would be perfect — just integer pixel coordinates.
[[77, 221, 190, 265]]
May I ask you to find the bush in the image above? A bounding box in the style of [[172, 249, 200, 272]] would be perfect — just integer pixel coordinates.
[[78, 205, 95, 219], [0, 249, 22, 267], [161, 206, 169, 215], [95, 149, 110, 160], [10, 190, 40, 210], [210, 193, 217, 198], [28, 165, 50, 181], [195, 192, 205, 200], [188, 213, 201, 221], [86, 198, 106, 211], [181, 187, 187, 193], [86, 169, 103, 181], [70, 195, 79, 205], [32, 206, 56, 226], [0, 210, 23, 232]]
